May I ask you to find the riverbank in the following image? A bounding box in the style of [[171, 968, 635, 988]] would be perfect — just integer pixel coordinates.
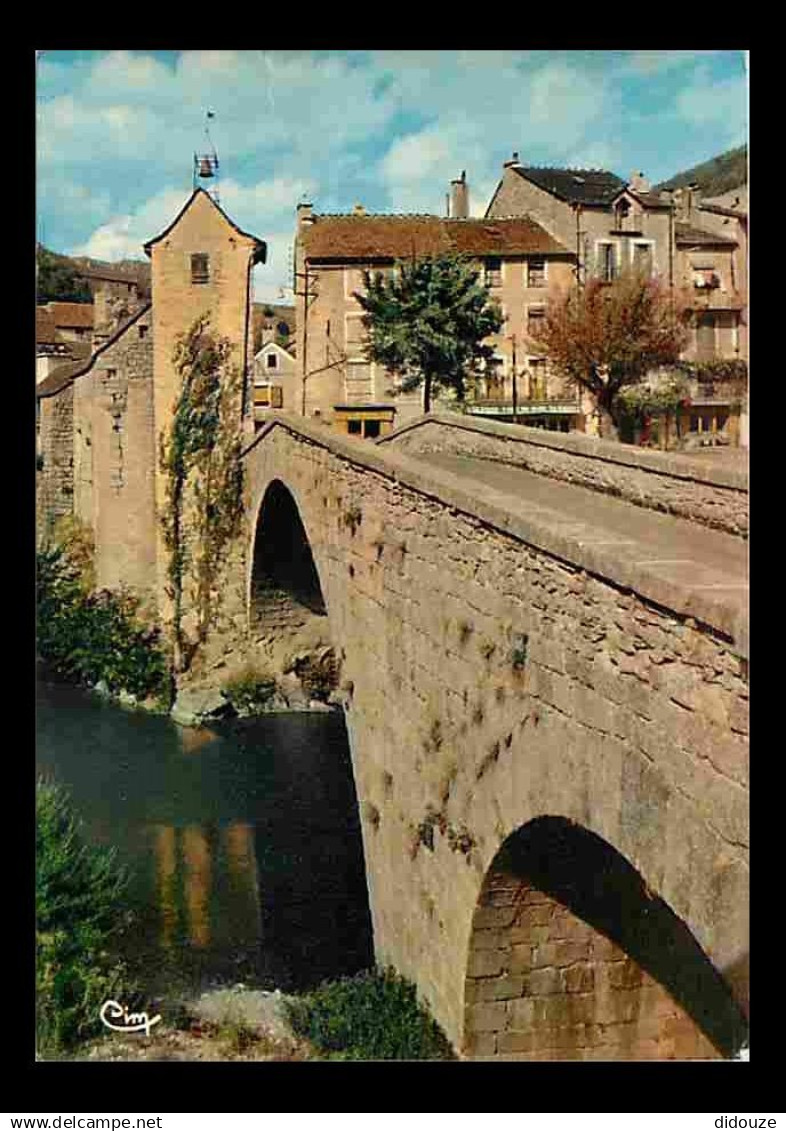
[[73, 986, 316, 1062]]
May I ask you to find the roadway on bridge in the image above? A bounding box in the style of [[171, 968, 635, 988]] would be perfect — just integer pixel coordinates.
[[413, 452, 748, 621]]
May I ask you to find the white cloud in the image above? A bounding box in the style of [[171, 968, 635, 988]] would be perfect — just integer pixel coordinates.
[[71, 187, 189, 260], [37, 50, 748, 263], [675, 72, 748, 136]]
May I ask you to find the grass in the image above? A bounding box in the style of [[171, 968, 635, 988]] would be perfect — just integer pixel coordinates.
[[284, 967, 456, 1060]]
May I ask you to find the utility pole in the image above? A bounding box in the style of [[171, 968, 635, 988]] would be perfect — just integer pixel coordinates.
[[294, 261, 319, 415], [510, 333, 518, 425]]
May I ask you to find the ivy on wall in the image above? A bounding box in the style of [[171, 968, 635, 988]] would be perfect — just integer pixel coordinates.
[[613, 376, 690, 429], [159, 315, 245, 673]]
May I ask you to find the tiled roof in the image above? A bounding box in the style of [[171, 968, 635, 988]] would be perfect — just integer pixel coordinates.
[[698, 202, 748, 221], [675, 222, 737, 247], [36, 307, 59, 345], [42, 301, 94, 329], [75, 262, 142, 285], [302, 214, 571, 261], [513, 165, 625, 206], [37, 303, 152, 399], [625, 189, 673, 210], [37, 359, 89, 397]]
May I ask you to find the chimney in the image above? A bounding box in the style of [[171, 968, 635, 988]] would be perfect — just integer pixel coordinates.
[[450, 171, 469, 219], [686, 182, 701, 216], [297, 202, 314, 229], [504, 151, 522, 169], [629, 170, 651, 193]]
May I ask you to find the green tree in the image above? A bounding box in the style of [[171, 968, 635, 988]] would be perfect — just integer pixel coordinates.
[[529, 270, 690, 439], [355, 255, 504, 414], [36, 779, 133, 1054], [37, 245, 92, 305], [159, 315, 245, 674]]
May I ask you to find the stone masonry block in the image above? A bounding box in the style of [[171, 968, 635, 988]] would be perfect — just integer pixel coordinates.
[[467, 949, 507, 979], [563, 963, 596, 994], [527, 966, 562, 996], [466, 1000, 510, 1034]]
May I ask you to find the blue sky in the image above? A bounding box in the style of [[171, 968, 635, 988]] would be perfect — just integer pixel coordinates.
[[36, 50, 748, 303]]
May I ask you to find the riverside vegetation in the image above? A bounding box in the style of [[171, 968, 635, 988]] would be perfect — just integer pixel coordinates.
[[36, 778, 136, 1056], [36, 781, 453, 1061]]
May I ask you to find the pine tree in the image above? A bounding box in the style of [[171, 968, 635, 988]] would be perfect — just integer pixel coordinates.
[[355, 255, 504, 414]]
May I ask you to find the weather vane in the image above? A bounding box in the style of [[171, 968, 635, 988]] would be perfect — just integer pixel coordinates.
[[193, 109, 220, 203]]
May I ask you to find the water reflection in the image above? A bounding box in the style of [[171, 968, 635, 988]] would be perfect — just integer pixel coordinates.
[[36, 672, 374, 994]]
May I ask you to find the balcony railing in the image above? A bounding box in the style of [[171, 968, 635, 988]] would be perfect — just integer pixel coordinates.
[[467, 397, 581, 417]]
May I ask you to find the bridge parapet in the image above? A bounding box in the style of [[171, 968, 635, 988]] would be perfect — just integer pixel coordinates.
[[379, 412, 748, 540], [244, 415, 747, 659], [238, 413, 748, 1054]]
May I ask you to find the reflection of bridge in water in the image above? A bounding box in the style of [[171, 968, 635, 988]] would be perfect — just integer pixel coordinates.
[[198, 411, 749, 1059]]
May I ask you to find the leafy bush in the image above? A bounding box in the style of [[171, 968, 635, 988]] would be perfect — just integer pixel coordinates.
[[36, 545, 168, 698], [222, 666, 277, 714], [284, 967, 455, 1060], [290, 650, 340, 702], [36, 779, 134, 1055]]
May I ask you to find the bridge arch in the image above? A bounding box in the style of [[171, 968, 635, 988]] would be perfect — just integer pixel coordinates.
[[463, 816, 747, 1060], [249, 477, 328, 628]]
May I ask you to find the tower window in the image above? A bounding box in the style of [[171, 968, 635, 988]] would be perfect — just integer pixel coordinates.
[[191, 254, 210, 284]]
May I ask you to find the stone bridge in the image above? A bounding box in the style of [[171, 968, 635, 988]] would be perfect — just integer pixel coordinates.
[[213, 411, 749, 1060]]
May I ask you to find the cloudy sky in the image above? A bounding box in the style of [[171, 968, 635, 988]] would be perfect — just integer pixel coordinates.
[[36, 50, 748, 303]]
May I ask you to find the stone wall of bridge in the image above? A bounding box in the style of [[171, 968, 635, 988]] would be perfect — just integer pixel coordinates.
[[233, 417, 748, 1057], [380, 413, 748, 539]]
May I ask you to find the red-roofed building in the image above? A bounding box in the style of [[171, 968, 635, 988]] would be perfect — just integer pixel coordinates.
[[294, 198, 581, 436], [486, 153, 749, 448]]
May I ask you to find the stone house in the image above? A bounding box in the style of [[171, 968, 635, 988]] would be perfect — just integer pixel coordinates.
[[37, 187, 266, 614], [252, 338, 297, 420], [486, 155, 674, 287], [485, 153, 749, 447], [294, 200, 578, 438], [36, 303, 93, 385]]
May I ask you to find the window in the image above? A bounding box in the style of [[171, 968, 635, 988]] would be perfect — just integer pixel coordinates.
[[597, 243, 617, 282], [345, 314, 366, 356], [693, 266, 720, 290], [191, 253, 209, 284], [138, 324, 148, 339], [485, 357, 505, 399], [528, 358, 547, 399], [345, 267, 366, 300], [614, 200, 630, 230], [484, 258, 502, 288], [270, 386, 283, 409], [345, 362, 374, 402], [364, 419, 381, 439], [696, 313, 716, 361], [527, 258, 546, 288], [347, 419, 362, 435], [526, 306, 545, 342], [266, 353, 278, 369], [632, 243, 653, 277]]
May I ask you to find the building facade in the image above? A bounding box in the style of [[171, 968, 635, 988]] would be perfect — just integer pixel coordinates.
[[485, 154, 748, 447], [37, 188, 266, 614], [294, 204, 578, 437]]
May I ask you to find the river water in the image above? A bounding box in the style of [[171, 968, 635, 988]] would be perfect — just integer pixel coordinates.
[[36, 672, 374, 998]]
